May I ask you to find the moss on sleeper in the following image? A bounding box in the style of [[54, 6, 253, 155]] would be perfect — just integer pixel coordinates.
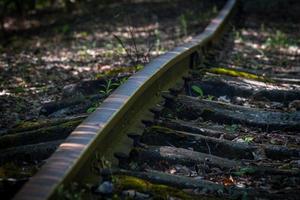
[[113, 175, 220, 200], [11, 117, 82, 133], [0, 119, 82, 149], [208, 67, 273, 82]]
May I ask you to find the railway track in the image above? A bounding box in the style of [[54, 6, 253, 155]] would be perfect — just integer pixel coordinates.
[[9, 0, 300, 199]]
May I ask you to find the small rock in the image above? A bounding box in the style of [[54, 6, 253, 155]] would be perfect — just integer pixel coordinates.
[[122, 190, 150, 199], [234, 138, 245, 143], [289, 100, 300, 111], [62, 84, 77, 97], [217, 96, 230, 103], [232, 96, 246, 105], [193, 176, 204, 180], [270, 102, 284, 109], [95, 181, 114, 194]]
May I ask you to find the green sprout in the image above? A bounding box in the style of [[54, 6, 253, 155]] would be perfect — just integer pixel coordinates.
[[191, 85, 204, 97]]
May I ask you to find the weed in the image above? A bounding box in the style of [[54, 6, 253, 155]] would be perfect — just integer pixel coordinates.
[[235, 30, 242, 41], [191, 85, 204, 98], [243, 136, 254, 143], [86, 79, 122, 113], [100, 79, 119, 96], [154, 28, 161, 53], [206, 95, 214, 101], [113, 18, 154, 64], [57, 182, 86, 200], [119, 77, 128, 85], [265, 30, 294, 48], [212, 5, 218, 14], [225, 124, 239, 133], [86, 103, 99, 113], [179, 14, 188, 37], [135, 64, 144, 71]]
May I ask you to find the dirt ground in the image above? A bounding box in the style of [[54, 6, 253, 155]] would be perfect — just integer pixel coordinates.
[[0, 0, 225, 131]]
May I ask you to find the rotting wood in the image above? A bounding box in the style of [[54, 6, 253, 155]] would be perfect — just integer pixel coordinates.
[[128, 145, 300, 177], [110, 174, 219, 200], [100, 168, 300, 199], [0, 118, 82, 150], [188, 75, 300, 103], [142, 126, 300, 160], [131, 145, 239, 169], [171, 95, 300, 131], [5, 115, 86, 135]]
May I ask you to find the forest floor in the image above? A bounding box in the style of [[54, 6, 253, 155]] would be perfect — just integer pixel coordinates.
[[0, 0, 224, 131]]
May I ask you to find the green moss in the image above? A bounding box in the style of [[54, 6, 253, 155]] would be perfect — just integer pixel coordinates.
[[114, 175, 216, 200], [208, 67, 273, 82], [12, 120, 60, 133], [11, 118, 82, 134], [0, 119, 82, 149], [14, 121, 44, 131]]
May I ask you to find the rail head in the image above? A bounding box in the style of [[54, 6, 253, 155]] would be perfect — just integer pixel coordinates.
[[13, 0, 237, 199]]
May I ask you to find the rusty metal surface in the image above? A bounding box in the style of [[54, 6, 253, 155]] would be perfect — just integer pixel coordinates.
[[13, 0, 237, 199]]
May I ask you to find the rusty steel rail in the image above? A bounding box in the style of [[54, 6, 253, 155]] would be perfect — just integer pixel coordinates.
[[14, 0, 237, 199]]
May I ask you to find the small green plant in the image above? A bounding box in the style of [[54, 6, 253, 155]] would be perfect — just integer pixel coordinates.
[[154, 28, 161, 53], [100, 79, 119, 96], [179, 14, 188, 36], [265, 30, 291, 48], [191, 85, 204, 97], [119, 77, 128, 85], [235, 30, 242, 41], [206, 95, 214, 101], [212, 5, 218, 14], [86, 102, 100, 113], [231, 52, 244, 66], [56, 182, 86, 200], [243, 136, 254, 143], [135, 64, 144, 71], [225, 124, 239, 133], [113, 22, 153, 64]]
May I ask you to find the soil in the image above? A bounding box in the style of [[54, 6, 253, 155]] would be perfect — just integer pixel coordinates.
[[0, 1, 226, 199], [0, 0, 225, 131]]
